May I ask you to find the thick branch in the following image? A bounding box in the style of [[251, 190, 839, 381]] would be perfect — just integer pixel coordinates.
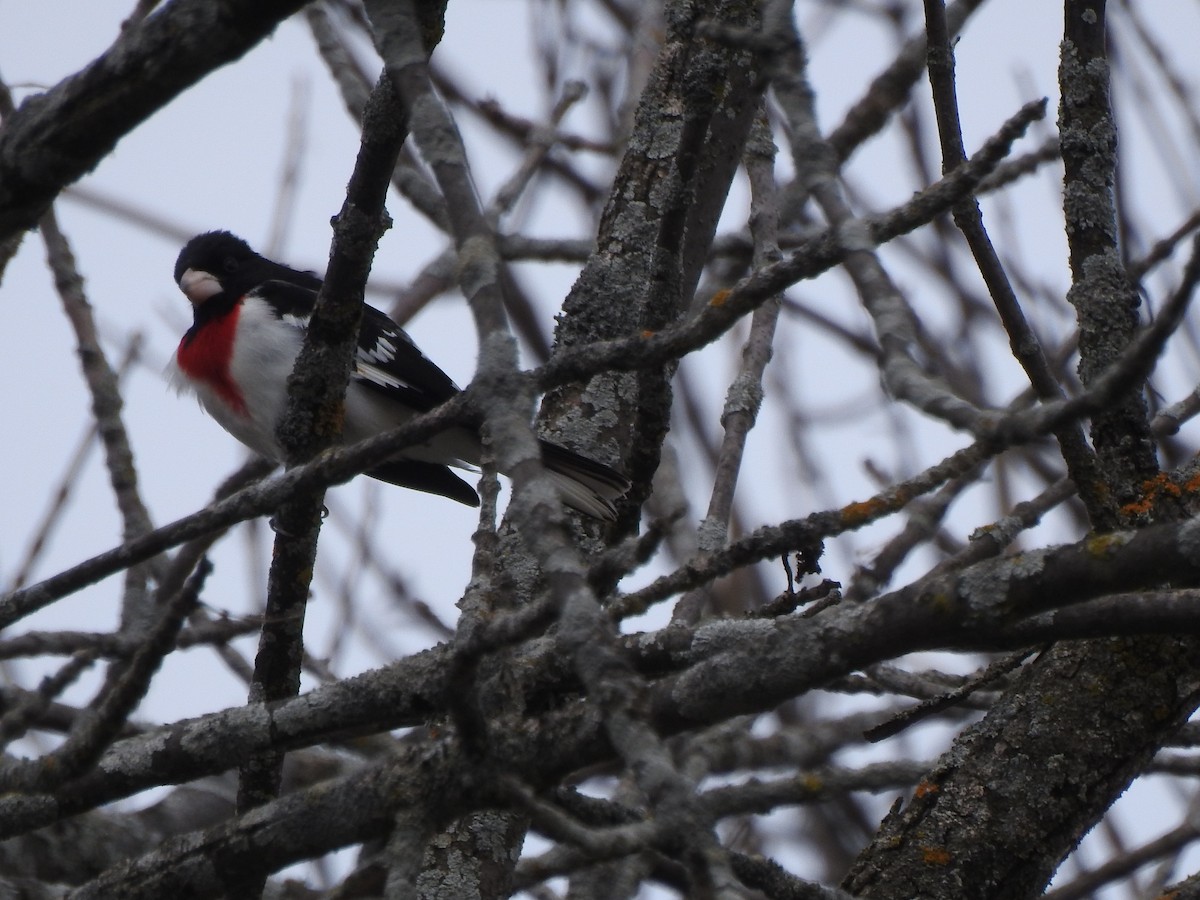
[[0, 0, 308, 238]]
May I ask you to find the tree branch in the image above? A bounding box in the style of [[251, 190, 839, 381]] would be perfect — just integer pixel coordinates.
[[0, 0, 309, 238]]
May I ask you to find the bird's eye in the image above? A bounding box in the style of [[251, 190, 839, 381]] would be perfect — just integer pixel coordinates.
[[223, 256, 239, 273]]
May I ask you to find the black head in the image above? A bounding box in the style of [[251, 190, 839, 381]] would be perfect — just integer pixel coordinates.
[[174, 231, 257, 283], [174, 231, 321, 305]]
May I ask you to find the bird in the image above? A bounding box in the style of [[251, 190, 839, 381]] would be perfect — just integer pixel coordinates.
[[170, 230, 629, 520]]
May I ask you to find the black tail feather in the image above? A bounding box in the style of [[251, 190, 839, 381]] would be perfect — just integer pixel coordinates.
[[368, 460, 480, 507], [367, 443, 629, 520]]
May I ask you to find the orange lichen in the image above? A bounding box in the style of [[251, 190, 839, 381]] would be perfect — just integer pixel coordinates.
[[1119, 473, 1183, 517], [1120, 497, 1153, 516], [710, 289, 732, 307], [842, 498, 889, 526], [641, 330, 656, 339], [913, 780, 940, 799], [920, 847, 951, 866], [1153, 477, 1182, 499]]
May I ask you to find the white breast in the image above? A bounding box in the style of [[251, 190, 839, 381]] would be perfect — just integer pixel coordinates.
[[175, 297, 482, 470], [173, 297, 302, 462]]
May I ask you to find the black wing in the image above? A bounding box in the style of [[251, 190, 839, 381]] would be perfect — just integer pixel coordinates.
[[352, 303, 461, 413], [255, 281, 460, 414]]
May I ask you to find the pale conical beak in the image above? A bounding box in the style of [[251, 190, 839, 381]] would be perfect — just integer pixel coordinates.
[[179, 268, 223, 305]]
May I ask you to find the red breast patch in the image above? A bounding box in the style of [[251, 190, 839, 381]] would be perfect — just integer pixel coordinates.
[[176, 304, 248, 415]]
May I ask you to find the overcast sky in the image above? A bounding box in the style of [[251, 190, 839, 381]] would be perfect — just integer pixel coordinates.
[[3, 1, 1200, 890]]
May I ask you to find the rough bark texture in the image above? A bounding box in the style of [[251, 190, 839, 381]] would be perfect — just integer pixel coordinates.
[[842, 4, 1200, 897], [541, 0, 764, 534], [6, 0, 1200, 895]]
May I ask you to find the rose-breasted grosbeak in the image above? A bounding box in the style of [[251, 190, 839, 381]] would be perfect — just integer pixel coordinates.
[[171, 231, 629, 520]]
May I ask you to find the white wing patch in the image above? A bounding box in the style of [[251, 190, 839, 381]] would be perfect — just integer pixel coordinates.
[[358, 335, 398, 365], [355, 359, 412, 391], [356, 336, 417, 391]]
